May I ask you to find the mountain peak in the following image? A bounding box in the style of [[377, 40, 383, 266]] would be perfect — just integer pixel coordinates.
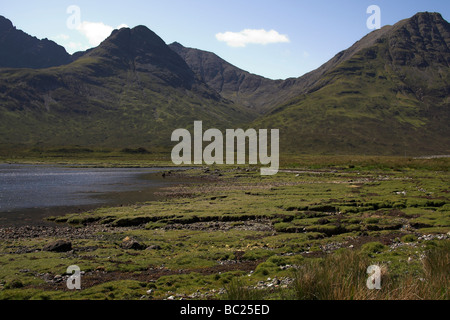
[[387, 11, 450, 67], [109, 24, 162, 40], [86, 24, 198, 88], [397, 11, 448, 31], [92, 24, 171, 58], [0, 15, 71, 69], [0, 15, 14, 31], [169, 41, 184, 49], [410, 11, 445, 21]]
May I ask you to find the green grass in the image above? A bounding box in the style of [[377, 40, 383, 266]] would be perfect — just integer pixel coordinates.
[[0, 156, 448, 300]]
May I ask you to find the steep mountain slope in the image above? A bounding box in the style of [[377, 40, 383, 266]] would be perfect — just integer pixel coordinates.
[[0, 25, 251, 148], [253, 12, 450, 155], [0, 16, 72, 69], [169, 42, 289, 113], [169, 25, 407, 115]]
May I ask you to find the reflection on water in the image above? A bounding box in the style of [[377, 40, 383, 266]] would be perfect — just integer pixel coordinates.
[[0, 164, 179, 226]]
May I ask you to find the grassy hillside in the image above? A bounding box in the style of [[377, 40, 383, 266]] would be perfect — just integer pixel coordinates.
[[0, 26, 253, 149], [252, 12, 450, 156]]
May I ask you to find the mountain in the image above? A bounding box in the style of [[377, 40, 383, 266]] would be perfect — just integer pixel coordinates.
[[169, 42, 293, 113], [0, 25, 252, 148], [0, 16, 72, 69], [252, 12, 450, 155], [0, 12, 448, 155], [168, 26, 415, 115]]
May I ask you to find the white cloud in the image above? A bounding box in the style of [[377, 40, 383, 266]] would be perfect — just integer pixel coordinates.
[[51, 22, 128, 53], [216, 29, 290, 47], [76, 21, 129, 46], [67, 42, 90, 52], [50, 35, 87, 53], [116, 23, 129, 30]]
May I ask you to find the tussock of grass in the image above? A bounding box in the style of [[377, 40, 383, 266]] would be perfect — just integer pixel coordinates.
[[223, 278, 267, 300], [223, 242, 449, 300], [291, 250, 370, 300]]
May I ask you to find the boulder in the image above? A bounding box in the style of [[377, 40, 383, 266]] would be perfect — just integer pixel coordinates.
[[43, 240, 72, 252]]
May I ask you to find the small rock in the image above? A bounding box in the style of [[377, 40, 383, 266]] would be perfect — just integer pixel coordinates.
[[42, 273, 53, 282]]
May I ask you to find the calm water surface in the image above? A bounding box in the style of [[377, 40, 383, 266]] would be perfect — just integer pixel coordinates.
[[0, 164, 180, 226]]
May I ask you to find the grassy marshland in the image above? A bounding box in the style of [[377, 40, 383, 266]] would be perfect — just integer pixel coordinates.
[[0, 155, 448, 300]]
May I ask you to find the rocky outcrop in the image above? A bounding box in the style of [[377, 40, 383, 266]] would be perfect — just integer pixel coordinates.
[[43, 240, 72, 252]]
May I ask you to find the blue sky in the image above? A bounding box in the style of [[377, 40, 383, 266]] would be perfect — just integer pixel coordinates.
[[1, 0, 449, 79]]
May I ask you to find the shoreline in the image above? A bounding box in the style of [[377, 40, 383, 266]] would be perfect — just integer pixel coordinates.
[[0, 165, 197, 228]]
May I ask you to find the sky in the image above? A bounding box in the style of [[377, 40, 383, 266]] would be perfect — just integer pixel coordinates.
[[1, 0, 449, 80]]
